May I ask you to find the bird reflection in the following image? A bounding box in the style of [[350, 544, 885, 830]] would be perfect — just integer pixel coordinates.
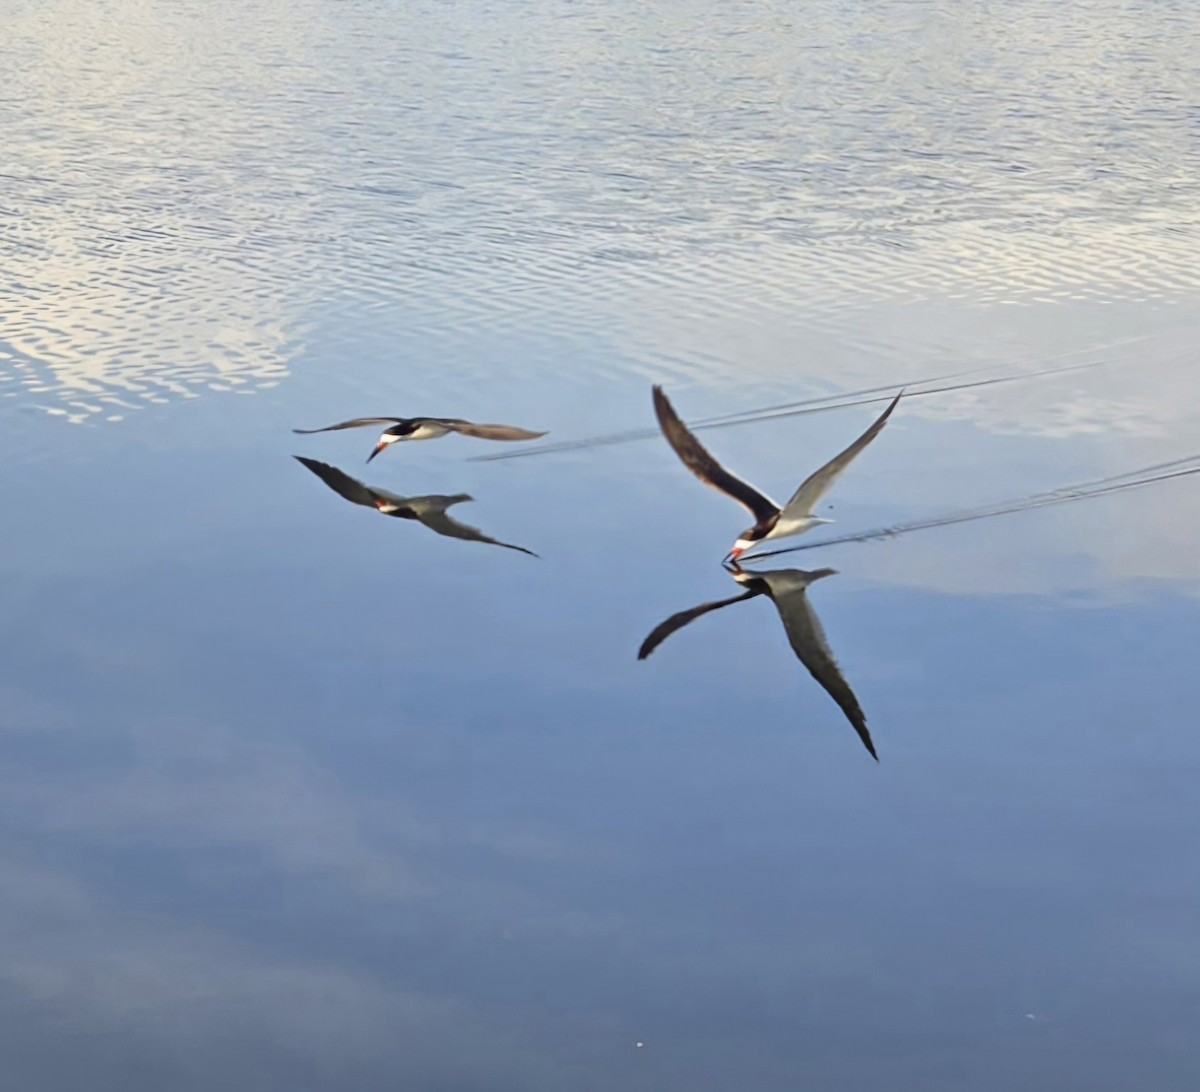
[[639, 567, 876, 760], [294, 457, 538, 557]]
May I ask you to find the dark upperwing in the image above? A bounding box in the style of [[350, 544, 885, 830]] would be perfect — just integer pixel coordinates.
[[652, 385, 779, 526], [292, 416, 404, 434], [436, 420, 548, 441]]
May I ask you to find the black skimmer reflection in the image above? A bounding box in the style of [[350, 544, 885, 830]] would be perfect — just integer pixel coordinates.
[[293, 416, 548, 462], [652, 386, 901, 565], [639, 567, 876, 760], [294, 457, 538, 557]]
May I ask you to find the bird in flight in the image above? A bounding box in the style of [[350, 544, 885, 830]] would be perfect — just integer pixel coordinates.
[[293, 416, 548, 462], [652, 386, 901, 565], [293, 457, 538, 557], [639, 567, 876, 760]]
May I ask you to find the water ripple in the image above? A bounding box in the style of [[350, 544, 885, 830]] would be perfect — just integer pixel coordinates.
[[2, 0, 1198, 421]]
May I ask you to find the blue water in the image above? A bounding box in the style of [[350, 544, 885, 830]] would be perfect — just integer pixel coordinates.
[[3, 1, 1200, 1088]]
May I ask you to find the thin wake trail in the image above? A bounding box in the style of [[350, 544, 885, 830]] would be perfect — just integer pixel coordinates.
[[472, 332, 1165, 463], [690, 330, 1156, 427], [747, 456, 1200, 559], [472, 359, 1093, 462]]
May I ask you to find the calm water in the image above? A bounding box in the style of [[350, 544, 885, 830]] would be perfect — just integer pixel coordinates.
[[3, 1, 1200, 1088]]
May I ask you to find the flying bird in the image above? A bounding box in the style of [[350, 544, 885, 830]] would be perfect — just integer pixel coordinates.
[[639, 567, 876, 760], [652, 386, 901, 564], [293, 457, 538, 557], [293, 416, 547, 462]]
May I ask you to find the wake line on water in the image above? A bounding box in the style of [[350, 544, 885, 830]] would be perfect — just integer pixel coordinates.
[[471, 331, 1162, 464], [747, 454, 1200, 560], [471, 359, 1094, 461]]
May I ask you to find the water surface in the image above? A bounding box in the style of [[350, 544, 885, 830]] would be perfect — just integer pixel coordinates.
[[3, 1, 1200, 1088]]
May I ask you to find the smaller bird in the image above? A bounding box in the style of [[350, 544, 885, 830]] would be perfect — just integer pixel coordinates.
[[293, 416, 548, 462], [294, 457, 538, 557], [639, 567, 876, 760], [652, 386, 901, 565]]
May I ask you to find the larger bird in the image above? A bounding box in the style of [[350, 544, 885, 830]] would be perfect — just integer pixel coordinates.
[[639, 566, 876, 760], [294, 457, 538, 557], [652, 386, 901, 565], [293, 415, 547, 462]]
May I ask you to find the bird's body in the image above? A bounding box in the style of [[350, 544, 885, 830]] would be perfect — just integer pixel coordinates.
[[293, 415, 548, 461], [387, 421, 456, 442], [293, 456, 537, 557], [638, 566, 876, 759], [768, 512, 830, 539], [651, 386, 901, 564]]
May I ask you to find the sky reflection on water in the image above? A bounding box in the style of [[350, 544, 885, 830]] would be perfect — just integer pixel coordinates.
[[3, 0, 1200, 1089], [4, 385, 1200, 1089]]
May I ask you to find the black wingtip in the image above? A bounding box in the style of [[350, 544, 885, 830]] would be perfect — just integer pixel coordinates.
[[651, 385, 682, 431]]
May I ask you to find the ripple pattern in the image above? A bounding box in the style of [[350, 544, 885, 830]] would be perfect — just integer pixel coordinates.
[[2, 0, 1199, 420]]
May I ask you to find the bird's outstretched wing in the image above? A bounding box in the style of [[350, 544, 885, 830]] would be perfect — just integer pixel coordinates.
[[651, 386, 780, 523], [293, 417, 404, 434], [780, 392, 901, 519], [435, 420, 548, 442], [637, 587, 763, 660], [755, 568, 877, 760], [404, 497, 539, 557], [293, 456, 398, 508]]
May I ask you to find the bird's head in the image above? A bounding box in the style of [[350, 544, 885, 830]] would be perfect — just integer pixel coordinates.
[[722, 541, 749, 569], [723, 529, 762, 567], [367, 430, 403, 462]]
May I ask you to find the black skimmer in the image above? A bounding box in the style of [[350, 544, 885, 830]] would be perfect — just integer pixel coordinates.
[[293, 416, 547, 462], [639, 567, 876, 760], [651, 386, 901, 565], [294, 457, 538, 557]]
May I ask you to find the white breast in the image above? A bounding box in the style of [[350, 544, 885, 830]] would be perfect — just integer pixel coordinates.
[[768, 515, 823, 539], [408, 423, 451, 441]]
